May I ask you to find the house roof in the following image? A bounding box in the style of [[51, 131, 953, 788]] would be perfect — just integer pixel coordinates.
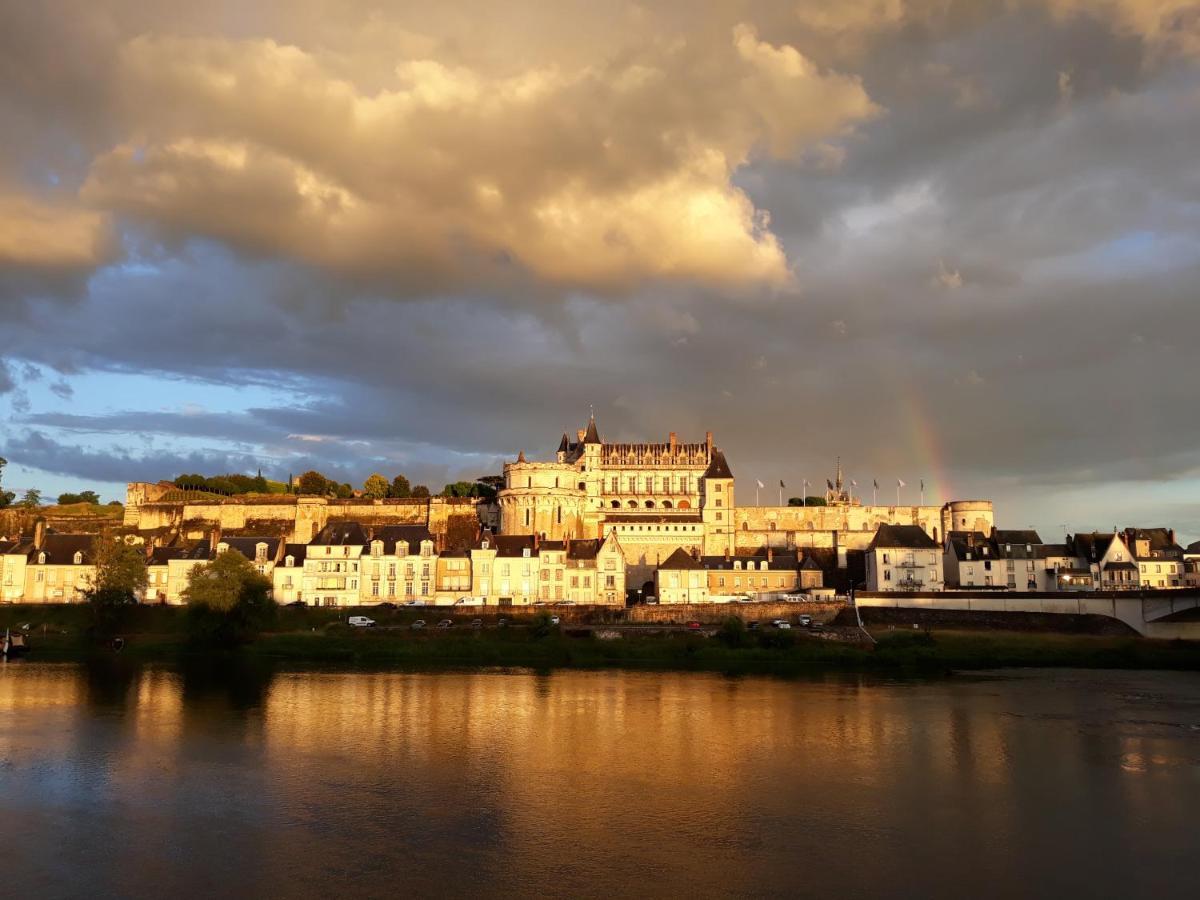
[[218, 536, 282, 560], [660, 547, 703, 570], [0, 539, 18, 555], [566, 539, 601, 561], [993, 529, 1042, 546], [869, 523, 939, 550], [1070, 532, 1115, 561], [30, 533, 96, 565], [368, 524, 434, 547], [311, 522, 368, 546], [945, 531, 991, 561], [703, 448, 733, 479], [1187, 540, 1200, 555], [283, 543, 308, 562], [700, 550, 799, 570], [1104, 560, 1138, 572], [494, 535, 538, 557], [1125, 527, 1183, 559]]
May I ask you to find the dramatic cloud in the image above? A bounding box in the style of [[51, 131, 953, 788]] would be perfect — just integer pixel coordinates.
[[1, 0, 1198, 538]]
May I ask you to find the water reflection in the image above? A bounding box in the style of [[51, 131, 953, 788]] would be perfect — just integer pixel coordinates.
[[2, 663, 1199, 898]]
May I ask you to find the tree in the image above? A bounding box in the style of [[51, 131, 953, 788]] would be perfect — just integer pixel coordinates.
[[85, 535, 148, 639], [440, 481, 478, 498], [90, 535, 149, 599], [411, 484, 430, 498], [788, 496, 826, 507], [363, 473, 389, 499], [183, 550, 275, 644], [19, 488, 41, 508], [335, 482, 354, 499], [389, 475, 411, 499], [475, 475, 503, 499], [297, 470, 329, 495], [0, 457, 12, 508], [58, 490, 101, 505]]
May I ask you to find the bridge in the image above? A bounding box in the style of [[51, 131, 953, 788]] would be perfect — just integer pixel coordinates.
[[855, 590, 1200, 639]]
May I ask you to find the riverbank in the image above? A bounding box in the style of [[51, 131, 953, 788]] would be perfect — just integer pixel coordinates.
[[5, 603, 1200, 673]]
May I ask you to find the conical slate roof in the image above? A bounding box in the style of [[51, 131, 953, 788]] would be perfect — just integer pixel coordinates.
[[583, 415, 601, 444], [703, 448, 733, 479]]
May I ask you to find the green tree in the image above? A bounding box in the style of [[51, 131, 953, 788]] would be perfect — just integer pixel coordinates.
[[411, 484, 431, 498], [19, 488, 41, 508], [0, 457, 12, 508], [183, 551, 275, 644], [474, 476, 503, 499], [335, 482, 354, 499], [389, 475, 411, 498], [788, 496, 826, 507], [297, 470, 329, 495], [363, 473, 389, 499], [58, 490, 101, 505], [85, 535, 149, 638], [440, 480, 479, 498]]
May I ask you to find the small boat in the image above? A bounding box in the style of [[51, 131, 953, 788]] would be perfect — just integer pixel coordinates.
[[2, 628, 31, 658]]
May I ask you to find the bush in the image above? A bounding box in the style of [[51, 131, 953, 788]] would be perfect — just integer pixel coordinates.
[[183, 551, 276, 645], [758, 628, 797, 650], [716, 617, 746, 648]]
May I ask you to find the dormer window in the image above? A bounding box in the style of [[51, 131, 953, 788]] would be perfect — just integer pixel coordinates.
[[482, 540, 490, 550], [285, 556, 294, 568], [522, 548, 531, 558], [256, 543, 268, 563], [38, 552, 46, 565], [371, 540, 383, 557], [73, 551, 83, 565], [217, 542, 229, 554], [421, 541, 433, 557], [1005, 544, 1012, 553], [398, 541, 409, 557], [1025, 544, 1032, 554], [733, 561, 741, 570]]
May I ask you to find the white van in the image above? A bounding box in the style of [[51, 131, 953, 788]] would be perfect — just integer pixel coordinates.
[[348, 616, 376, 628]]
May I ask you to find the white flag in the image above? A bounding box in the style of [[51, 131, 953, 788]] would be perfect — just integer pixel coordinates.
[[756, 479, 765, 489], [850, 479, 858, 487], [897, 478, 906, 487]]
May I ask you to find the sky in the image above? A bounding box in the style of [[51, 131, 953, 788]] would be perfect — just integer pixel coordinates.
[[1, 0, 1198, 542]]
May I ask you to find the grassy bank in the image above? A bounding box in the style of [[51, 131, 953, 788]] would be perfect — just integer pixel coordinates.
[[5, 605, 1200, 673]]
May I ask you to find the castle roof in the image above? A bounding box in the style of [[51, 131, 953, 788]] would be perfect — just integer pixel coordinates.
[[583, 415, 601, 444], [703, 449, 733, 479], [558, 433, 570, 453]]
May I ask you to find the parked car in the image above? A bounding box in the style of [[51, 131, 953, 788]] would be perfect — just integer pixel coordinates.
[[436, 619, 454, 629], [686, 621, 702, 631], [285, 600, 306, 608], [497, 617, 509, 628], [780, 594, 804, 603], [470, 618, 484, 629], [644, 596, 658, 605], [797, 615, 813, 628], [404, 600, 426, 607], [374, 601, 398, 609], [771, 619, 791, 630], [549, 615, 561, 626], [348, 616, 376, 628], [411, 619, 426, 630]]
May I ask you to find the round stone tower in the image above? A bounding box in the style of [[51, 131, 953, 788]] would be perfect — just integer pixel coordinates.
[[941, 500, 995, 537], [498, 454, 587, 539]]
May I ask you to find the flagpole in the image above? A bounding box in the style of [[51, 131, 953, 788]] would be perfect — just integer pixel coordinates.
[[896, 481, 900, 506], [920, 480, 924, 506]]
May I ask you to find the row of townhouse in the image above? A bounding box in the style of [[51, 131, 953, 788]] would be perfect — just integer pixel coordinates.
[[940, 527, 1196, 592], [0, 526, 96, 603], [653, 546, 828, 604]]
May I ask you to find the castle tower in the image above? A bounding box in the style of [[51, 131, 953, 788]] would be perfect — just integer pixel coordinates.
[[701, 448, 735, 556]]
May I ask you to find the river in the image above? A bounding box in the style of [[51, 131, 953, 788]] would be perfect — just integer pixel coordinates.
[[1, 661, 1198, 898]]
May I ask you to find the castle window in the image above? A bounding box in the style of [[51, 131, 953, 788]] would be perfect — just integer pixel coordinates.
[[645, 500, 655, 509], [627, 500, 637, 508], [741, 522, 748, 531], [611, 501, 620, 508], [557, 506, 562, 525], [525, 509, 531, 527], [578, 482, 585, 491], [662, 500, 672, 509]]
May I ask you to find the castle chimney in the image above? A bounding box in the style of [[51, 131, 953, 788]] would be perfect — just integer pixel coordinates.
[[967, 532, 975, 549], [705, 431, 713, 451], [534, 532, 542, 550], [724, 547, 730, 562], [669, 431, 677, 451], [33, 517, 47, 550], [767, 547, 774, 564], [1169, 528, 1176, 546]]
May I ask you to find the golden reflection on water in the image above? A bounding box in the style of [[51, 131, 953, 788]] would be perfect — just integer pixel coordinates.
[[2, 663, 1199, 898]]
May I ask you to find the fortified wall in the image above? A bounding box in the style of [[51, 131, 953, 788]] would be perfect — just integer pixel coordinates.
[[124, 482, 497, 543], [731, 500, 994, 553]]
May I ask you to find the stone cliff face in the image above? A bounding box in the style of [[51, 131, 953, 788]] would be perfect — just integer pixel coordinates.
[[0, 504, 124, 540]]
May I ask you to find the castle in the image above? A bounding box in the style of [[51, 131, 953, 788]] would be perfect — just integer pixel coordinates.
[[499, 416, 995, 583]]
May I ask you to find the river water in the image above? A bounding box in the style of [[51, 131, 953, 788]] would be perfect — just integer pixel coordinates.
[[1, 661, 1198, 899]]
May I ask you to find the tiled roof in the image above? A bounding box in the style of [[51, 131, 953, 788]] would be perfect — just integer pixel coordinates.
[[311, 522, 368, 546]]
